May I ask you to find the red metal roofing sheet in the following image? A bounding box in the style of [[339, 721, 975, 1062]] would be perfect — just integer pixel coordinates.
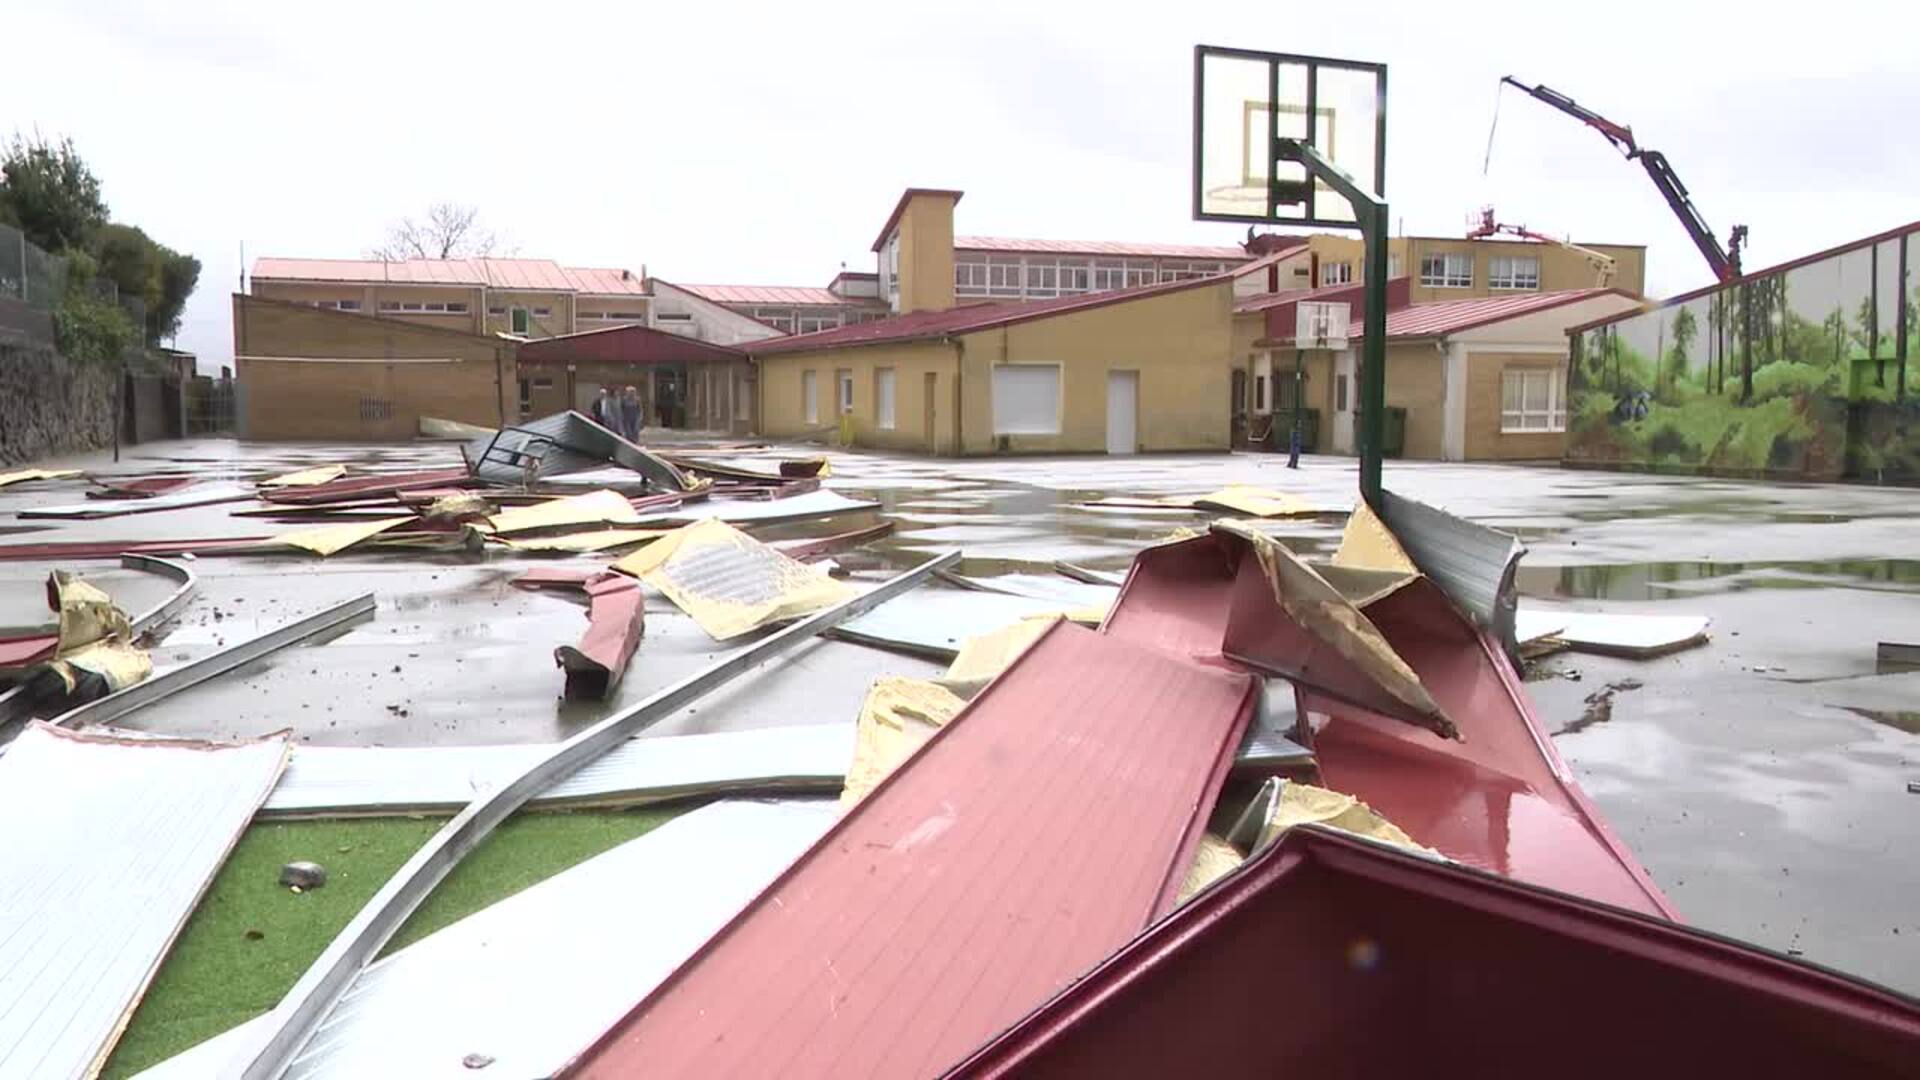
[[956, 235, 1251, 260], [518, 324, 745, 366], [948, 825, 1920, 1080], [250, 258, 645, 294], [749, 273, 1229, 355], [1351, 288, 1632, 340], [559, 620, 1257, 1080], [1101, 528, 1671, 918], [251, 258, 489, 285]]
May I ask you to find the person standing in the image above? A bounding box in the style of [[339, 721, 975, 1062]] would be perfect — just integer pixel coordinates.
[[591, 386, 615, 430], [620, 385, 643, 441]]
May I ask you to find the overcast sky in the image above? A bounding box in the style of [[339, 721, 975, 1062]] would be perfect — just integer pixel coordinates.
[[11, 0, 1917, 370]]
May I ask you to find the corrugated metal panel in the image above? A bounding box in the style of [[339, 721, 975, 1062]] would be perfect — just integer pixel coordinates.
[[262, 724, 854, 817], [1376, 488, 1523, 655], [138, 800, 839, 1080], [829, 588, 1091, 660], [947, 825, 1920, 1079], [251, 258, 489, 285], [955, 235, 1251, 259], [462, 411, 692, 491], [0, 724, 289, 1080], [1351, 288, 1624, 340], [676, 284, 849, 305], [559, 621, 1257, 1079], [475, 258, 574, 292], [562, 267, 648, 296]]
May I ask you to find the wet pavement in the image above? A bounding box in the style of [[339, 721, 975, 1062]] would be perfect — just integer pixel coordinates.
[[2, 436, 1917, 994]]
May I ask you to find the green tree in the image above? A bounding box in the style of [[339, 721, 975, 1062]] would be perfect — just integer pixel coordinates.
[[1856, 295, 1881, 387], [89, 222, 201, 344], [1823, 304, 1850, 368], [1668, 305, 1697, 390], [153, 245, 200, 343], [0, 133, 108, 253]]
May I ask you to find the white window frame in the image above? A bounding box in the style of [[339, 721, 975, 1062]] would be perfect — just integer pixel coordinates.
[[797, 313, 841, 334], [836, 368, 854, 414], [990, 363, 1062, 436], [487, 305, 507, 316], [875, 367, 897, 430], [955, 259, 989, 294], [802, 370, 819, 424], [510, 307, 530, 334], [1092, 260, 1127, 292], [1124, 261, 1158, 288], [1488, 254, 1542, 291], [532, 306, 552, 317], [1320, 261, 1354, 286], [986, 258, 1023, 297], [1420, 252, 1473, 289], [1387, 254, 1402, 278], [1025, 261, 1058, 298], [885, 231, 902, 306], [1057, 260, 1090, 293], [1500, 367, 1567, 433]]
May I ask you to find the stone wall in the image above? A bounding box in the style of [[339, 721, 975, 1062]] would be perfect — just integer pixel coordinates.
[[0, 342, 119, 465]]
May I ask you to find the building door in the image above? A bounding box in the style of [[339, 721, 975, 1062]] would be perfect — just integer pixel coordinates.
[[1106, 370, 1138, 455], [923, 372, 938, 453], [1331, 348, 1356, 454]]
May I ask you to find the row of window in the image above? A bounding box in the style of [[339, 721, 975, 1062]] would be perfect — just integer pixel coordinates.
[[953, 257, 1232, 300], [1500, 367, 1565, 432], [750, 307, 886, 334], [800, 363, 1069, 438], [579, 311, 648, 322], [1418, 252, 1542, 290], [304, 299, 361, 311], [379, 300, 469, 314]]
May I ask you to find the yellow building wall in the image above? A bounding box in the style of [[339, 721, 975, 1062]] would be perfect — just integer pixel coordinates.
[[1380, 342, 1447, 460], [896, 193, 958, 314], [232, 295, 513, 439], [1305, 235, 1646, 299], [757, 340, 960, 454], [956, 280, 1233, 454], [484, 291, 575, 338], [1463, 350, 1569, 461]]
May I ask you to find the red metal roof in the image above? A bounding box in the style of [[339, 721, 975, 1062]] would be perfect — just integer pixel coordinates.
[[559, 620, 1256, 1079], [518, 323, 744, 366], [1249, 277, 1414, 343], [250, 258, 646, 295], [1352, 288, 1637, 341], [871, 187, 966, 252], [956, 235, 1252, 260], [749, 273, 1230, 356], [675, 284, 869, 307], [1102, 527, 1672, 918], [948, 826, 1920, 1080]]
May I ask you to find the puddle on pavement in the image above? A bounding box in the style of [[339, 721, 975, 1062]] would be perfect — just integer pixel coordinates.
[[1519, 559, 1920, 600]]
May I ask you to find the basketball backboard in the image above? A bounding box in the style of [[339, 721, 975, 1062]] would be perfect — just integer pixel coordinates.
[[1296, 300, 1351, 350], [1192, 46, 1386, 228]]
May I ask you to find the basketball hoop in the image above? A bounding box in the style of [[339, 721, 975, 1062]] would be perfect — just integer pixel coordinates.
[[1295, 300, 1351, 351]]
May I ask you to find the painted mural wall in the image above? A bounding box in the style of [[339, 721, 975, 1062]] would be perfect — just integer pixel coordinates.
[[1565, 226, 1918, 482]]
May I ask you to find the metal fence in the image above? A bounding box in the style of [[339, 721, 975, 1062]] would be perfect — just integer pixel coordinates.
[[0, 221, 70, 310]]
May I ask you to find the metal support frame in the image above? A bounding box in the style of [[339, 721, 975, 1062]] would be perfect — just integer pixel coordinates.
[[1277, 140, 1389, 507], [222, 548, 963, 1080], [52, 593, 376, 730]]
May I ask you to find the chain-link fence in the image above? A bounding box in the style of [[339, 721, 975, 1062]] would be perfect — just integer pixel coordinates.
[[0, 221, 71, 309]]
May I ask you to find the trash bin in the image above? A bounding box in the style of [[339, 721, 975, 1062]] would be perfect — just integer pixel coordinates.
[[1267, 409, 1320, 452], [1381, 406, 1407, 458]]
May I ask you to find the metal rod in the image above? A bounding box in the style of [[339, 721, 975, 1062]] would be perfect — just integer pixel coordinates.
[[51, 593, 376, 730], [122, 554, 199, 636], [223, 548, 963, 1080]]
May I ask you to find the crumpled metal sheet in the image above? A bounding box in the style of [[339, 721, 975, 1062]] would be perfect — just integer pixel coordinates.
[[259, 465, 348, 489], [480, 490, 640, 535], [462, 410, 693, 492], [137, 800, 839, 1080], [637, 488, 880, 527], [829, 589, 1081, 661], [270, 516, 414, 556], [1376, 488, 1524, 657], [614, 518, 854, 641], [554, 574, 646, 701], [0, 724, 290, 1080], [259, 724, 854, 817]]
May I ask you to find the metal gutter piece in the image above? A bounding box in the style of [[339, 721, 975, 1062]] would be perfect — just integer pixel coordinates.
[[262, 468, 471, 506], [1052, 560, 1125, 587], [558, 620, 1256, 1079], [1376, 488, 1525, 658], [945, 825, 1920, 1079], [769, 520, 895, 561], [260, 725, 854, 818], [0, 723, 290, 1080], [829, 588, 1082, 660], [0, 538, 276, 562], [139, 800, 840, 1080], [637, 488, 881, 527], [19, 483, 258, 519], [51, 593, 377, 730], [221, 548, 960, 1080], [121, 555, 200, 636]]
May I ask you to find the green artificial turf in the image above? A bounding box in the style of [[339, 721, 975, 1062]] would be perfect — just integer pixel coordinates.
[[102, 805, 682, 1078]]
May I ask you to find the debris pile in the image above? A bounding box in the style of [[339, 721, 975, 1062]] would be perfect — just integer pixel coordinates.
[[0, 428, 1913, 1078]]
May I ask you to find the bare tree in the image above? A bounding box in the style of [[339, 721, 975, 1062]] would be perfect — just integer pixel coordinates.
[[368, 202, 503, 261]]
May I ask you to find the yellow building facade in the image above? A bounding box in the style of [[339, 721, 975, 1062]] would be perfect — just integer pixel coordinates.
[[752, 276, 1234, 455]]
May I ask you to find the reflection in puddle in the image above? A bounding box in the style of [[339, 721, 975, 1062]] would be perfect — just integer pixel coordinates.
[[1842, 707, 1920, 735], [1518, 559, 1920, 601]]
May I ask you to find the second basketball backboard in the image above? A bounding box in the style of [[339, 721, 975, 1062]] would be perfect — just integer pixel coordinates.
[[1192, 46, 1385, 228]]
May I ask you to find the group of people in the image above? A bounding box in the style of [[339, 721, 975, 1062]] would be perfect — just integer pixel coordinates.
[[593, 385, 645, 441]]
